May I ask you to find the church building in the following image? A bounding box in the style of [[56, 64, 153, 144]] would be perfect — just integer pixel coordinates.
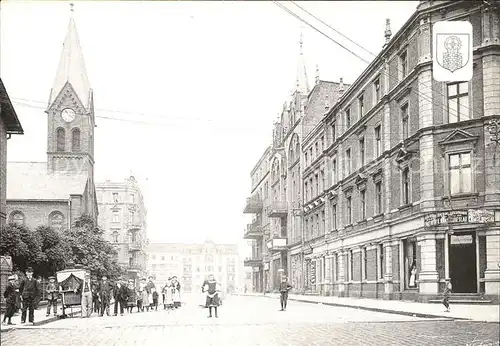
[[6, 10, 98, 231]]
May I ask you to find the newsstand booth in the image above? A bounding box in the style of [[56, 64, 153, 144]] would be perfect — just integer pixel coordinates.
[[56, 267, 90, 317]]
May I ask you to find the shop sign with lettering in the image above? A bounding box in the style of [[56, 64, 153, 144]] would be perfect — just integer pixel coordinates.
[[424, 210, 468, 227], [468, 209, 495, 224], [450, 234, 473, 244]]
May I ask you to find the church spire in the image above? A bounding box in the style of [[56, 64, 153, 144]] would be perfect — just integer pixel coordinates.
[[48, 3, 91, 110], [295, 32, 310, 95]]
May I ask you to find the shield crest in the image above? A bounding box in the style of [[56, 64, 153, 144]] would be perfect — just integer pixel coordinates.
[[435, 33, 470, 73]]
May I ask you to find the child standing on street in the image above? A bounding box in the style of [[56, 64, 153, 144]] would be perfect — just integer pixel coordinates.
[[442, 278, 452, 312], [45, 276, 58, 317]]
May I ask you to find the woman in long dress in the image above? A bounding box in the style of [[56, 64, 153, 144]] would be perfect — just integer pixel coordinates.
[[409, 261, 417, 288], [163, 278, 174, 310], [139, 278, 149, 311], [203, 274, 221, 318], [172, 276, 181, 308]]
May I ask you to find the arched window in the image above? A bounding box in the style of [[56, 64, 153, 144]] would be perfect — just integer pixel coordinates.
[[112, 231, 119, 243], [56, 128, 65, 151], [9, 211, 25, 226], [71, 128, 81, 152], [48, 211, 65, 231]]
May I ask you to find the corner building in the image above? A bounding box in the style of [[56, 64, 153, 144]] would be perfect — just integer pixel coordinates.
[[244, 0, 500, 302], [96, 176, 148, 283]]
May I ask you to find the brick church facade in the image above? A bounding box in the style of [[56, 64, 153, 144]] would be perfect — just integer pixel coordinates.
[[6, 13, 98, 231]]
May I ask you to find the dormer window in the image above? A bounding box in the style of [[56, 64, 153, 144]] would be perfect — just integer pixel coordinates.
[[399, 50, 408, 80], [374, 78, 381, 104], [345, 108, 351, 129], [358, 94, 364, 117]]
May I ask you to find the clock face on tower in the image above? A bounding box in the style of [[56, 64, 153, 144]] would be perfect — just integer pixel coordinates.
[[61, 108, 76, 122]]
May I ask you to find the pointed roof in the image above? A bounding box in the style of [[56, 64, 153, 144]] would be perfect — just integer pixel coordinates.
[[295, 33, 310, 95], [48, 8, 90, 109]]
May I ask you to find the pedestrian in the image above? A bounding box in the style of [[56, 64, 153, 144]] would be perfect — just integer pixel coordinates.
[[91, 277, 100, 314], [279, 276, 292, 311], [113, 279, 127, 316], [2, 275, 18, 325], [34, 276, 43, 309], [203, 274, 221, 318], [442, 278, 452, 312], [19, 267, 40, 325], [126, 279, 137, 313], [98, 275, 113, 316], [139, 278, 149, 311], [79, 273, 92, 318], [172, 276, 181, 308], [163, 278, 174, 310], [45, 276, 59, 317], [146, 276, 156, 311]]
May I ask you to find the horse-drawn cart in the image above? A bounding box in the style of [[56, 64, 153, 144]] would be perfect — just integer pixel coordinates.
[[56, 267, 90, 317]]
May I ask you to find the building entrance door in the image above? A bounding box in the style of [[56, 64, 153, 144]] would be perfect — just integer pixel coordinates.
[[449, 232, 477, 293]]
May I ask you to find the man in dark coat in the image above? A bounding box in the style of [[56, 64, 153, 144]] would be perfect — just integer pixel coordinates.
[[98, 275, 113, 316], [113, 279, 128, 316], [279, 276, 292, 311], [19, 267, 41, 325], [91, 277, 100, 314], [2, 275, 18, 325]]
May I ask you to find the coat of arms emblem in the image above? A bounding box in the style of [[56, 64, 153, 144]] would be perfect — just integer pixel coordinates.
[[433, 21, 473, 82]]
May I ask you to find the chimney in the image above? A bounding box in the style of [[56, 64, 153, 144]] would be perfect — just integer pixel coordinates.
[[339, 77, 345, 94], [384, 19, 392, 48], [315, 65, 320, 84]]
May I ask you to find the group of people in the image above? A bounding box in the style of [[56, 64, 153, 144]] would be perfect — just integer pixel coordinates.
[[82, 274, 183, 317], [2, 267, 41, 325], [1, 268, 185, 325]]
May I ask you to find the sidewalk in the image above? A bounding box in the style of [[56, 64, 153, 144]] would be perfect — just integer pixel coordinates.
[[243, 292, 500, 323], [1, 302, 81, 333]]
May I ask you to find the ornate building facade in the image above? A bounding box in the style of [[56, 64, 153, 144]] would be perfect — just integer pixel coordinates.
[[6, 11, 98, 231], [147, 240, 241, 294], [96, 176, 148, 283], [244, 0, 500, 302]]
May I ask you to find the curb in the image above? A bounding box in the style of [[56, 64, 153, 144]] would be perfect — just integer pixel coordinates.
[[1, 310, 81, 333], [247, 294, 469, 321]]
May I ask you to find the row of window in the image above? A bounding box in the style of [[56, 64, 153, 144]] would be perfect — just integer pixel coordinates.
[[309, 239, 417, 290], [303, 81, 469, 173], [56, 127, 81, 152], [302, 151, 472, 237], [8, 210, 64, 230]]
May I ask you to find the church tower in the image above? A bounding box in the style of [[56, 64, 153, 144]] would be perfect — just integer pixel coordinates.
[[46, 4, 95, 179]]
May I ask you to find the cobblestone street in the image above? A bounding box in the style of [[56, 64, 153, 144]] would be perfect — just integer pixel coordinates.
[[1, 295, 498, 345]]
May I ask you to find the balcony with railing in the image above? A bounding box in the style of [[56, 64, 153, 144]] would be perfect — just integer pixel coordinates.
[[243, 195, 263, 214], [128, 262, 141, 272], [266, 237, 287, 252], [243, 217, 264, 239], [268, 200, 288, 217], [128, 242, 141, 252], [243, 254, 263, 267]]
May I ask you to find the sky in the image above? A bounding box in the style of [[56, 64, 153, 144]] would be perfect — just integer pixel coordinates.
[[0, 1, 418, 249]]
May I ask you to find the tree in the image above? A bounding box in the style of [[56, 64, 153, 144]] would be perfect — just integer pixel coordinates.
[[65, 215, 126, 280], [34, 225, 72, 278], [0, 223, 45, 274]]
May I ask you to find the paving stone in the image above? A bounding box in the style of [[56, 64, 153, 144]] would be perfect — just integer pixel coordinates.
[[1, 296, 498, 346]]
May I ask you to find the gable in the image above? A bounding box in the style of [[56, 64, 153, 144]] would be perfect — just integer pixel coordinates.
[[438, 129, 479, 147], [48, 81, 88, 115]]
